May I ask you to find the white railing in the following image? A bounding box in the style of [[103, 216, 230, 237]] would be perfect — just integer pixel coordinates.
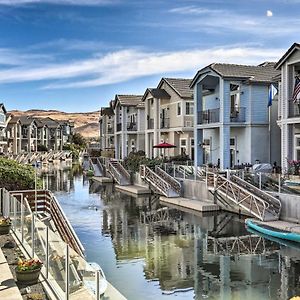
[[0, 188, 105, 300], [208, 173, 281, 221], [140, 165, 174, 197], [155, 166, 181, 196], [106, 161, 122, 184]]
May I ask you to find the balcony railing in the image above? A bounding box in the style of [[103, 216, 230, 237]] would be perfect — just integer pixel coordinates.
[[116, 123, 122, 132], [230, 107, 246, 122], [198, 108, 220, 124], [148, 118, 154, 129], [160, 118, 170, 129], [127, 122, 137, 131]]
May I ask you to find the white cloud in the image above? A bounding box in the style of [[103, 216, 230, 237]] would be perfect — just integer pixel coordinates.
[[266, 10, 273, 17], [0, 0, 114, 6], [0, 46, 282, 89]]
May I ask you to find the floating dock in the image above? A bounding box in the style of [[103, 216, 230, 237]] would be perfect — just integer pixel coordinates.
[[160, 197, 219, 212], [115, 185, 151, 195], [92, 176, 114, 184]]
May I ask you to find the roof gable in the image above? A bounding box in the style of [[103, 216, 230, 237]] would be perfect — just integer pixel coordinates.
[[275, 43, 300, 70], [114, 94, 143, 108], [141, 88, 171, 102], [158, 78, 193, 99]]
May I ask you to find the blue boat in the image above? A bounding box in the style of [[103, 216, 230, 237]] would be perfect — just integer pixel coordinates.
[[246, 219, 300, 243]]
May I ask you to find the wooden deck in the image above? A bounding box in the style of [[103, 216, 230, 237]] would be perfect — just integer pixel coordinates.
[[160, 197, 219, 212]]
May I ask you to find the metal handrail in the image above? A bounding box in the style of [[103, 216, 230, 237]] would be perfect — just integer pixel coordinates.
[[155, 166, 181, 195], [107, 161, 122, 184]]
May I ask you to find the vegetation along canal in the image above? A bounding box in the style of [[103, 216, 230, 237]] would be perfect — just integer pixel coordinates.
[[43, 164, 300, 300]]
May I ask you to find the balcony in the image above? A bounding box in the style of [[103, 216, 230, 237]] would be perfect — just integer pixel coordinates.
[[116, 123, 122, 132], [230, 107, 246, 122], [127, 122, 137, 131], [148, 118, 154, 129], [160, 118, 170, 129], [198, 108, 220, 124]]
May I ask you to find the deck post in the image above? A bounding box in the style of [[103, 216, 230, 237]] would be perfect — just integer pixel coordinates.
[[21, 195, 24, 243], [31, 213, 35, 258], [278, 174, 281, 193]]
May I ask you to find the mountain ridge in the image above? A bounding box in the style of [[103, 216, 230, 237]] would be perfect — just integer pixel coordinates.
[[9, 109, 100, 139]]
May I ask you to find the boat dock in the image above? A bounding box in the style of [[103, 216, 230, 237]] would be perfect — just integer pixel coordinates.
[[115, 184, 151, 195], [92, 176, 113, 183], [160, 196, 219, 212]]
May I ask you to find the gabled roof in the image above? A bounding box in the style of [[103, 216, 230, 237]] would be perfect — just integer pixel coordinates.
[[191, 62, 279, 87], [39, 117, 60, 128], [19, 116, 38, 126], [158, 78, 193, 99], [141, 88, 171, 102], [275, 43, 300, 70], [100, 106, 114, 116], [0, 103, 7, 114], [7, 115, 20, 125], [113, 94, 143, 108]]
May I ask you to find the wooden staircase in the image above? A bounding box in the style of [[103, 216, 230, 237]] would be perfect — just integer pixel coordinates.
[[140, 165, 181, 197], [207, 172, 281, 221], [106, 160, 131, 185]]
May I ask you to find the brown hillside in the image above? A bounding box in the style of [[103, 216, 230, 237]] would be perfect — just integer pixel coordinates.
[[10, 109, 100, 139]]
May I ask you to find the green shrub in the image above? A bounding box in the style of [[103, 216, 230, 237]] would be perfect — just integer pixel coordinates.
[[0, 158, 42, 191], [37, 144, 48, 152], [124, 152, 163, 173]]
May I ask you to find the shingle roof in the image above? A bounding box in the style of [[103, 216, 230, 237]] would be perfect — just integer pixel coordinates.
[[191, 62, 280, 87], [39, 117, 60, 128], [19, 116, 36, 126], [162, 78, 193, 98], [114, 95, 143, 107], [141, 88, 171, 102], [100, 107, 114, 116]]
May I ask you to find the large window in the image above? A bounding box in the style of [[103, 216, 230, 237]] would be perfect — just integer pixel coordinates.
[[230, 84, 240, 113], [185, 102, 194, 115]]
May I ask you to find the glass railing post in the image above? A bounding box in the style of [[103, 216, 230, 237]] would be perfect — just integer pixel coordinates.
[[278, 174, 281, 193], [46, 227, 49, 279], [65, 244, 70, 300], [21, 195, 24, 243], [31, 213, 35, 258], [13, 196, 17, 229], [259, 172, 262, 190]]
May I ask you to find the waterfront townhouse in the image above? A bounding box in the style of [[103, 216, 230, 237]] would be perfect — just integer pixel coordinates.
[[191, 62, 280, 170], [59, 120, 74, 145], [0, 104, 8, 153], [275, 43, 300, 172], [42, 118, 63, 151], [19, 116, 38, 153], [113, 95, 145, 159], [36, 119, 49, 150], [99, 101, 115, 157], [7, 115, 22, 155], [142, 78, 194, 159]]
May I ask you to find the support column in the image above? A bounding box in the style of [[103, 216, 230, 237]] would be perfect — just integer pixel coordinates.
[[13, 124, 17, 155], [28, 125, 32, 153], [145, 133, 149, 158], [121, 106, 127, 159], [220, 125, 230, 170], [194, 82, 203, 167], [153, 98, 160, 158], [195, 129, 204, 166]]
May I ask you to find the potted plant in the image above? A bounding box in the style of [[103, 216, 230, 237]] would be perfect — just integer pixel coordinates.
[[16, 258, 43, 284], [0, 217, 12, 235]]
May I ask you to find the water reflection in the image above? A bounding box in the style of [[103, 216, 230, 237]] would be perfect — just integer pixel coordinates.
[[50, 166, 300, 300]]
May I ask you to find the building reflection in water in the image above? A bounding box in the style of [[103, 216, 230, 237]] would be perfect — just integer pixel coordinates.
[[98, 183, 300, 299]]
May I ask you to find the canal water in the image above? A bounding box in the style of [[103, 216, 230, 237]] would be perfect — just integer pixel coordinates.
[[43, 164, 300, 300]]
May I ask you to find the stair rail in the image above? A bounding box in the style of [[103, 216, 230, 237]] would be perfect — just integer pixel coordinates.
[[155, 166, 182, 196], [106, 160, 122, 184], [114, 161, 131, 182], [210, 173, 280, 221], [140, 165, 172, 197]]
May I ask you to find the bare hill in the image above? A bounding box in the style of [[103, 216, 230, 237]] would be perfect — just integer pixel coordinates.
[[10, 109, 100, 139]]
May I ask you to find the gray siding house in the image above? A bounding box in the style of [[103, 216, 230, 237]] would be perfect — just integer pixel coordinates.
[[191, 62, 281, 170]]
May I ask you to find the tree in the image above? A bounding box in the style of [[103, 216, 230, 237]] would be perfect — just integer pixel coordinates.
[[72, 133, 86, 147]]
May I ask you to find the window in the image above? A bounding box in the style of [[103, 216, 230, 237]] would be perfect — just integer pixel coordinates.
[[230, 138, 235, 146], [185, 102, 194, 115], [230, 83, 240, 113], [180, 138, 187, 155], [177, 103, 182, 115]]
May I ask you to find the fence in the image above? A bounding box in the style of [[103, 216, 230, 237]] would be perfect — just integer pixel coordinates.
[[0, 188, 104, 300]]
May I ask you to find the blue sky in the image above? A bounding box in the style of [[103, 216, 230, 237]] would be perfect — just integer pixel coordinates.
[[0, 0, 299, 112]]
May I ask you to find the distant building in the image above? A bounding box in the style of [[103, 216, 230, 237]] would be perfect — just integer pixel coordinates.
[[191, 62, 281, 169], [275, 43, 300, 172], [142, 78, 194, 159], [113, 95, 145, 159], [99, 101, 115, 157], [0, 104, 8, 154]]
